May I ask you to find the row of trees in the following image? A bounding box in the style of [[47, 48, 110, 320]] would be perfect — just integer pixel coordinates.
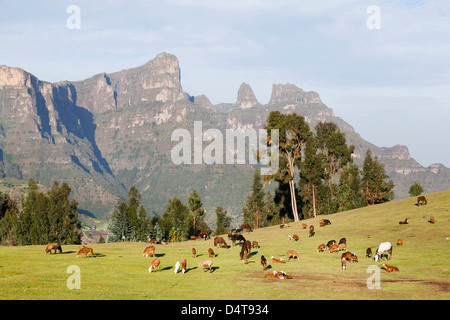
[[242, 112, 395, 229], [107, 187, 232, 243], [0, 179, 82, 246]]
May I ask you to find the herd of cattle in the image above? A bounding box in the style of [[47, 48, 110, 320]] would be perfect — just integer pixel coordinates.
[[44, 196, 435, 281]]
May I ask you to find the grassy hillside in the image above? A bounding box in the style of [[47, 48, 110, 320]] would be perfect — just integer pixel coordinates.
[[0, 190, 449, 300]]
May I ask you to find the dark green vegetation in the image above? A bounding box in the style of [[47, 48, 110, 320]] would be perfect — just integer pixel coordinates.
[[0, 179, 81, 246], [0, 189, 448, 300]]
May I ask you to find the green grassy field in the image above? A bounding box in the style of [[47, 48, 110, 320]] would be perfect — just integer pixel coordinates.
[[1, 190, 449, 300]]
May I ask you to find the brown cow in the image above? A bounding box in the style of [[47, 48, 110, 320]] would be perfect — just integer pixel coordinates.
[[45, 243, 62, 254], [317, 244, 326, 252], [265, 270, 292, 279], [428, 216, 436, 224], [148, 259, 160, 273], [286, 250, 300, 261], [208, 248, 215, 258], [326, 240, 337, 248], [149, 238, 158, 244], [214, 236, 228, 248], [261, 255, 267, 270], [338, 243, 347, 251], [351, 253, 358, 263], [143, 246, 155, 257], [382, 263, 399, 272], [77, 246, 95, 258], [396, 239, 403, 246], [192, 248, 197, 258], [252, 241, 260, 249], [241, 224, 253, 232], [309, 225, 315, 237], [341, 257, 347, 270], [417, 196, 427, 205], [341, 251, 352, 261], [199, 260, 213, 272], [302, 223, 307, 229], [399, 218, 408, 225], [328, 244, 339, 253], [174, 259, 187, 274]]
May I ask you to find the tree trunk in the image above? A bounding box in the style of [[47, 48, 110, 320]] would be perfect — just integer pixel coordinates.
[[312, 184, 317, 218], [289, 180, 299, 222]]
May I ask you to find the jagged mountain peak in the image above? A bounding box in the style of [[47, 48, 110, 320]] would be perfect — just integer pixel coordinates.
[[269, 83, 322, 105], [236, 82, 260, 109]]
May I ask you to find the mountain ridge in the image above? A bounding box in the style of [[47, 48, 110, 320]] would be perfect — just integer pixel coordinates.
[[0, 53, 449, 224]]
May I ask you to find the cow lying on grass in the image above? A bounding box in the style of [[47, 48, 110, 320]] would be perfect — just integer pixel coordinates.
[[264, 270, 293, 279]]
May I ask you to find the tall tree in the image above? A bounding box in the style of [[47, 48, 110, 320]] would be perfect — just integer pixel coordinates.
[[188, 189, 206, 237], [214, 206, 231, 235], [264, 111, 311, 221], [243, 169, 266, 229], [362, 150, 395, 205], [299, 137, 326, 218]]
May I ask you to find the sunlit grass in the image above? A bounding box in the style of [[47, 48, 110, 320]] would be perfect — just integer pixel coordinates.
[[0, 190, 449, 300]]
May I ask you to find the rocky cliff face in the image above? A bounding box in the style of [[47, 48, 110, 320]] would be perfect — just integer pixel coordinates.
[[72, 52, 185, 113], [0, 53, 449, 221], [236, 82, 260, 109]]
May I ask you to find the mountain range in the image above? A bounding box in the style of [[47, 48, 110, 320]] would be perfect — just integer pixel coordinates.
[[1, 52, 449, 226]]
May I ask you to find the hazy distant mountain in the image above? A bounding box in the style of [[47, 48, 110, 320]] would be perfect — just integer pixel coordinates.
[[1, 53, 448, 224]]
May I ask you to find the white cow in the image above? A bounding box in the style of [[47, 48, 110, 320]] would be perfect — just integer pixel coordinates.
[[374, 242, 393, 262]]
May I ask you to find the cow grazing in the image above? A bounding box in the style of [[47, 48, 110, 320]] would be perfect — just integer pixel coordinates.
[[242, 252, 249, 264], [45, 243, 62, 254], [428, 216, 436, 224], [241, 224, 253, 232], [261, 255, 267, 270], [286, 250, 300, 261], [77, 246, 95, 258], [208, 248, 215, 258], [396, 239, 403, 246], [199, 260, 213, 272], [341, 251, 352, 261], [417, 196, 427, 205], [148, 259, 160, 273], [339, 238, 346, 245], [143, 245, 155, 257], [317, 244, 326, 252], [302, 223, 307, 229], [399, 218, 408, 225], [174, 259, 187, 274], [328, 244, 339, 253], [341, 257, 347, 270], [199, 230, 209, 240], [288, 235, 299, 241], [149, 238, 158, 244], [230, 234, 246, 246], [192, 248, 197, 258], [271, 256, 286, 264], [338, 243, 347, 251], [190, 235, 200, 240], [252, 241, 259, 249], [280, 222, 290, 228], [366, 248, 372, 258], [319, 221, 325, 227], [374, 242, 393, 261], [326, 240, 337, 248], [309, 225, 315, 237], [351, 254, 358, 263], [323, 219, 331, 225], [214, 236, 228, 248], [239, 240, 252, 260], [382, 263, 399, 272]]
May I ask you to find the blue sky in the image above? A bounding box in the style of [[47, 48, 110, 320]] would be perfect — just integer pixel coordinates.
[[1, 0, 449, 167]]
